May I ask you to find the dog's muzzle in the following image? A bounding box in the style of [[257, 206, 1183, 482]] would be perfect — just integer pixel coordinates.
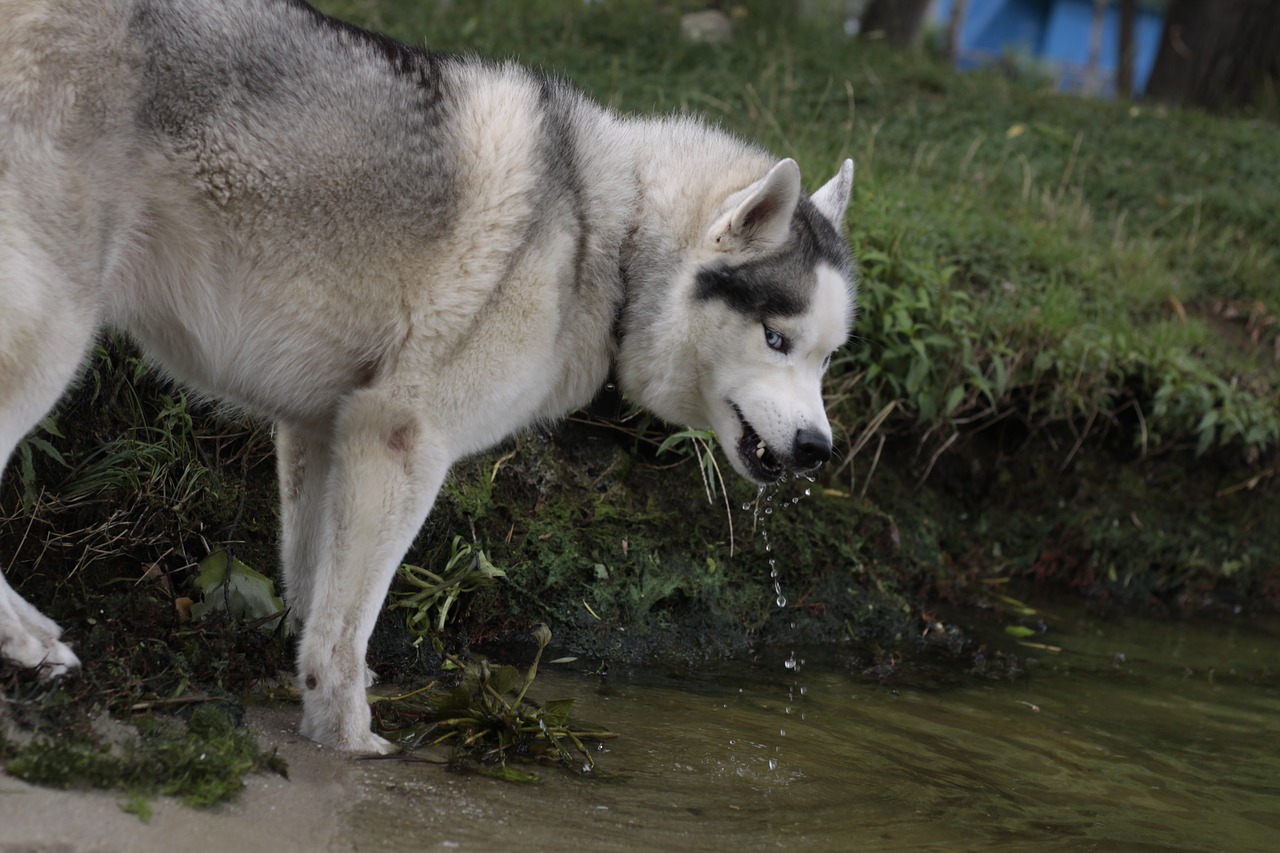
[[732, 406, 831, 483]]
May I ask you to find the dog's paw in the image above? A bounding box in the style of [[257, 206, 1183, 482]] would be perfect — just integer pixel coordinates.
[[346, 730, 396, 755], [35, 637, 81, 678], [297, 675, 395, 754], [299, 710, 395, 755], [1, 631, 80, 678], [0, 601, 81, 678]]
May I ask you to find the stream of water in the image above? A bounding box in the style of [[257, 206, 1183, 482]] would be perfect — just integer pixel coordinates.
[[342, 604, 1279, 851]]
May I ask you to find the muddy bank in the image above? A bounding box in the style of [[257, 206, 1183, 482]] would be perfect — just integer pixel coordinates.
[[392, 422, 1280, 669]]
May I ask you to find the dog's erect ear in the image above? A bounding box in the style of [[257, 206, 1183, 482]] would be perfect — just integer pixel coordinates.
[[810, 159, 854, 232], [709, 158, 802, 251]]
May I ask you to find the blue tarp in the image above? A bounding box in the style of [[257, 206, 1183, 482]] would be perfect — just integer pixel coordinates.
[[932, 0, 1164, 96]]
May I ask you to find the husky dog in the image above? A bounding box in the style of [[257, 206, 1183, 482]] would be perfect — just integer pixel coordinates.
[[0, 0, 855, 752]]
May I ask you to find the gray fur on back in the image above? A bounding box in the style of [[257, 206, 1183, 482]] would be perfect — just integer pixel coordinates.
[[131, 0, 464, 240]]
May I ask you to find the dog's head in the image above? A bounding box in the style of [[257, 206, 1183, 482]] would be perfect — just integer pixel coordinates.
[[619, 158, 856, 484]]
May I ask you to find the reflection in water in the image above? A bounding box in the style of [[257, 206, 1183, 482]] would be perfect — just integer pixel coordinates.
[[344, 608, 1280, 851]]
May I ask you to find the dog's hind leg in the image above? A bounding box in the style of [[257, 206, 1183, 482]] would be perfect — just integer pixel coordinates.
[[277, 421, 378, 689], [295, 388, 449, 753], [276, 422, 332, 635], [0, 235, 100, 677]]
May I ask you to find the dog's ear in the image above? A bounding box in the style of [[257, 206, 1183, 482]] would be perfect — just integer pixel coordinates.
[[810, 159, 854, 232], [709, 158, 802, 251]]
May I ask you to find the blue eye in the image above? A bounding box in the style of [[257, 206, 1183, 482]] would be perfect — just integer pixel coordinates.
[[764, 326, 786, 352]]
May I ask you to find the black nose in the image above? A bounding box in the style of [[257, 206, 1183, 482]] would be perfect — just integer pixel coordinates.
[[792, 427, 832, 469]]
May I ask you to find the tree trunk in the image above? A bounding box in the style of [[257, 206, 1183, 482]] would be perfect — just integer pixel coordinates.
[[1116, 0, 1137, 97], [1086, 0, 1107, 96], [1146, 0, 1280, 111], [945, 0, 970, 62], [861, 0, 933, 49]]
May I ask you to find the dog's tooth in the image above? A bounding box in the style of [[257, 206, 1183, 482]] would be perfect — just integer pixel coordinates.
[[756, 446, 766, 458]]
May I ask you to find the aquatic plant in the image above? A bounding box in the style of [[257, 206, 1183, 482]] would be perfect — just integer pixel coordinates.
[[370, 625, 615, 782]]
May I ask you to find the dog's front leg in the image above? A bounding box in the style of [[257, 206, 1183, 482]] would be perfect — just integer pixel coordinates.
[[295, 389, 447, 754]]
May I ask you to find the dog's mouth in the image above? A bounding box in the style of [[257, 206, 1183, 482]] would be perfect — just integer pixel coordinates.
[[732, 404, 785, 483]]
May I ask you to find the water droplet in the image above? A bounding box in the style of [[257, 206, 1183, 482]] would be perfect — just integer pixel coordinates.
[[765, 543, 771, 551], [764, 508, 772, 515], [779, 729, 787, 737], [799, 686, 807, 696], [741, 503, 750, 511], [784, 706, 792, 715], [804, 488, 811, 496], [768, 758, 778, 770]]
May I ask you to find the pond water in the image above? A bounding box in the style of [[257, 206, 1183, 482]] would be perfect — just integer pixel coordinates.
[[343, 605, 1279, 851]]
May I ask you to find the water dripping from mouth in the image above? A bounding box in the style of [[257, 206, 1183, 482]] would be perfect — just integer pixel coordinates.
[[741, 478, 820, 770], [747, 477, 819, 774]]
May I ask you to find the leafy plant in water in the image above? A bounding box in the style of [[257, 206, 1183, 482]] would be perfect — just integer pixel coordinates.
[[371, 625, 615, 782], [391, 535, 506, 644]]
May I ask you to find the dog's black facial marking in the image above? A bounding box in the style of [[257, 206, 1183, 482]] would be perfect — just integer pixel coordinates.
[[695, 197, 853, 320], [696, 262, 807, 318], [796, 196, 855, 278]]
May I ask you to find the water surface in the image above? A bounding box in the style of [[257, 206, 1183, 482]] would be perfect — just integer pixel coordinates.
[[345, 606, 1280, 851]]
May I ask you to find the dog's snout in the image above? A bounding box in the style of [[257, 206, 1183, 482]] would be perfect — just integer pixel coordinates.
[[792, 427, 831, 469]]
